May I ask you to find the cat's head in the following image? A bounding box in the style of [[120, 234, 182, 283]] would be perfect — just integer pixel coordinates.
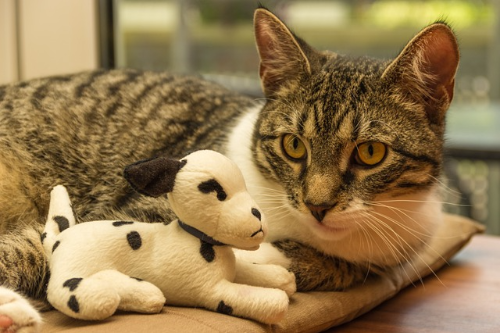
[[251, 7, 459, 265]]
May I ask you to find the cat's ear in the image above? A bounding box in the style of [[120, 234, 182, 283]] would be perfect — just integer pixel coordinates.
[[124, 157, 186, 197], [254, 7, 312, 97], [382, 22, 459, 125]]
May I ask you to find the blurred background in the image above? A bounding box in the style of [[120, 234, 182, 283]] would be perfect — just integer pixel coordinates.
[[0, 0, 499, 233]]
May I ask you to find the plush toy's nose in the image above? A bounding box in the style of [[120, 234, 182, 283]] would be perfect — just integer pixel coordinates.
[[251, 208, 261, 221]]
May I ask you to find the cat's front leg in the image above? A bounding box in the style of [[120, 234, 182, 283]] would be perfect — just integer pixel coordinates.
[[0, 225, 49, 333], [236, 240, 374, 291], [273, 240, 375, 291], [0, 286, 41, 333]]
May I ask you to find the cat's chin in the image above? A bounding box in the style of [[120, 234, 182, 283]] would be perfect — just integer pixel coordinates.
[[308, 217, 357, 241], [311, 189, 442, 266]]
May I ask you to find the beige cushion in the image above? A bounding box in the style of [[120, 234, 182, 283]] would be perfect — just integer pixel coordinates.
[[41, 214, 483, 333]]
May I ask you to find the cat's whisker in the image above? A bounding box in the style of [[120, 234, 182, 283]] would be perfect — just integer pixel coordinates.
[[360, 213, 409, 263], [369, 206, 430, 243], [367, 203, 435, 238], [262, 204, 292, 218], [368, 202, 460, 243], [370, 205, 450, 265], [367, 233, 421, 286], [370, 210, 450, 274], [370, 210, 429, 250], [353, 216, 380, 282], [248, 185, 285, 193], [365, 203, 438, 259], [263, 206, 290, 215], [253, 194, 289, 202], [368, 120, 399, 136], [252, 97, 268, 103], [427, 175, 464, 201], [373, 198, 463, 207], [353, 215, 375, 260], [260, 199, 288, 207], [359, 213, 417, 283], [252, 192, 288, 198], [254, 197, 286, 202], [361, 210, 445, 287], [359, 211, 428, 280], [259, 203, 288, 209]]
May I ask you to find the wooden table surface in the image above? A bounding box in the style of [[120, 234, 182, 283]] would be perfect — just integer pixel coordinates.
[[328, 234, 500, 333]]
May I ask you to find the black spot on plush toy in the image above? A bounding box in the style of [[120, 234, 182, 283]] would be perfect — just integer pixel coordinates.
[[42, 150, 295, 324]]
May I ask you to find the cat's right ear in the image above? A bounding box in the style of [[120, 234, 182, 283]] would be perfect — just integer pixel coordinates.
[[124, 157, 186, 197], [254, 7, 312, 97], [382, 22, 459, 126]]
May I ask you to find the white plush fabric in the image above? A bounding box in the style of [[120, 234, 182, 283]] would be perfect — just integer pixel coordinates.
[[41, 213, 483, 332], [42, 151, 295, 324]]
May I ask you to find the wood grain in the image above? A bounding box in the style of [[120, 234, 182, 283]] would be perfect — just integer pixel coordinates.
[[328, 235, 500, 333]]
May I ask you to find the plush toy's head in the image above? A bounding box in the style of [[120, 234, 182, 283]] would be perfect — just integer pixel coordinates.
[[124, 150, 267, 250]]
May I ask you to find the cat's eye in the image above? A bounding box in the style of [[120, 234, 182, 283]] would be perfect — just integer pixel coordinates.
[[282, 134, 307, 161], [354, 142, 386, 166]]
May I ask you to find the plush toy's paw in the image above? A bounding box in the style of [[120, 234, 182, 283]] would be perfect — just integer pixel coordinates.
[[0, 287, 41, 333], [213, 281, 290, 324], [266, 265, 296, 297], [117, 279, 166, 314], [234, 260, 296, 297], [246, 288, 290, 324], [264, 290, 289, 324]]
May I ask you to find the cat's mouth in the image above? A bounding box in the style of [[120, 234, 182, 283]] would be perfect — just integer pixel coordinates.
[[309, 217, 353, 238], [317, 222, 350, 232], [303, 209, 363, 239]]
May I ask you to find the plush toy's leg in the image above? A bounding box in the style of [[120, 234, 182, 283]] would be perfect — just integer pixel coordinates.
[[47, 270, 165, 320], [208, 280, 289, 324], [234, 243, 291, 267], [43, 185, 76, 256], [47, 272, 120, 320], [234, 260, 296, 297], [98, 270, 166, 314]]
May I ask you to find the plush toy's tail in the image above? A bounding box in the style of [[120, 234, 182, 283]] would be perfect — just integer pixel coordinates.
[[42, 185, 76, 257]]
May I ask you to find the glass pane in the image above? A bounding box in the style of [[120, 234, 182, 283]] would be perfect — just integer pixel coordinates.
[[113, 0, 498, 101]]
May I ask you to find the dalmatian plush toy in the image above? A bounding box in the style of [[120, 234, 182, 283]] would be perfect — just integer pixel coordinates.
[[42, 150, 295, 324]]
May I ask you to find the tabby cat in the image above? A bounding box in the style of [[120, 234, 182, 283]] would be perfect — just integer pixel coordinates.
[[0, 7, 458, 332]]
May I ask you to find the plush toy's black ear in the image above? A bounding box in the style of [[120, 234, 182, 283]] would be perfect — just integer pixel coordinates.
[[124, 157, 187, 197]]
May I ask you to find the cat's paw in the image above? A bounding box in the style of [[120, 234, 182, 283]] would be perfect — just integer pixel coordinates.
[[0, 287, 41, 333]]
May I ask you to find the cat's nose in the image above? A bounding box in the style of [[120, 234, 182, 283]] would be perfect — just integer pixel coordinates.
[[306, 203, 333, 222]]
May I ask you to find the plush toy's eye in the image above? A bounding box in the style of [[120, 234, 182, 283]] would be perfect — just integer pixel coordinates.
[[354, 142, 386, 166], [282, 134, 307, 161], [198, 179, 227, 201]]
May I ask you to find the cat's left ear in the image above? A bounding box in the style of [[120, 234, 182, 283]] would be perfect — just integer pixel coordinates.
[[254, 7, 314, 97], [382, 22, 459, 125]]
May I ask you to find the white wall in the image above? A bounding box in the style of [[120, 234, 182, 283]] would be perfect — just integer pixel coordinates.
[[0, 0, 99, 85], [0, 0, 19, 84]]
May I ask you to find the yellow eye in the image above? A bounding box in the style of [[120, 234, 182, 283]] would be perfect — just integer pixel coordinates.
[[355, 142, 386, 166], [282, 134, 307, 160]]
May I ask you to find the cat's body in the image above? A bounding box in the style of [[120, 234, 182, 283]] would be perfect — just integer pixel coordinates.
[[0, 7, 458, 332], [0, 70, 255, 232]]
